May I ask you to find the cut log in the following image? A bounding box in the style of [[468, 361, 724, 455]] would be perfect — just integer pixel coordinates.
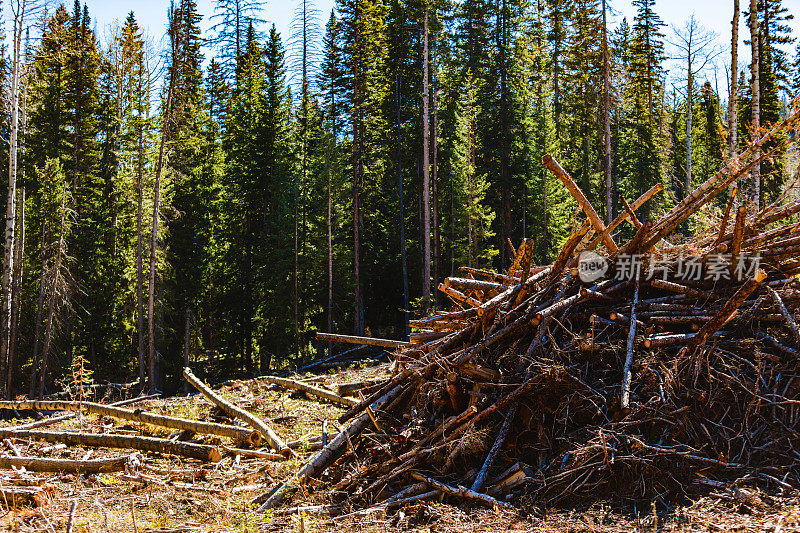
[[315, 332, 412, 349], [0, 400, 260, 447], [0, 429, 221, 462], [543, 154, 618, 253], [259, 376, 359, 407], [183, 368, 290, 457], [587, 183, 663, 251], [5, 394, 160, 431], [336, 378, 387, 398], [0, 454, 134, 474]]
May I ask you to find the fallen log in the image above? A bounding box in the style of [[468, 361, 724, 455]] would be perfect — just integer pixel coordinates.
[[0, 429, 221, 462], [259, 376, 358, 407], [0, 400, 261, 447], [315, 332, 412, 349], [183, 367, 290, 457], [0, 454, 135, 474], [5, 394, 160, 431], [336, 378, 387, 398]]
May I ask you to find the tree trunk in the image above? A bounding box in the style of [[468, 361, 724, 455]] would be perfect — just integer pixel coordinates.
[[327, 129, 334, 358], [353, 19, 364, 337], [7, 186, 24, 398], [421, 6, 431, 310], [148, 69, 174, 393], [30, 227, 48, 399], [499, 0, 511, 271], [431, 42, 441, 310], [750, 0, 760, 209], [729, 0, 739, 159], [1, 8, 25, 398], [136, 111, 146, 388], [602, 0, 612, 224], [686, 67, 693, 192], [183, 308, 191, 393], [397, 74, 410, 338]]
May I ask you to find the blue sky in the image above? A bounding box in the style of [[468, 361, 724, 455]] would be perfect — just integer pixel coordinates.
[[76, 0, 800, 92]]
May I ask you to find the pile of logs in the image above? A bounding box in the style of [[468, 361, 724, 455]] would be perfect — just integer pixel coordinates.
[[266, 106, 800, 511]]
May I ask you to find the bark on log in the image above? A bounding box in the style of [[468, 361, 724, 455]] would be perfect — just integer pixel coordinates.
[[5, 394, 159, 431], [259, 376, 359, 407], [0, 429, 221, 462], [0, 454, 134, 474], [0, 400, 260, 446], [713, 186, 738, 248], [543, 154, 618, 252], [315, 332, 412, 349], [183, 368, 289, 456], [621, 276, 640, 409], [336, 378, 387, 398]]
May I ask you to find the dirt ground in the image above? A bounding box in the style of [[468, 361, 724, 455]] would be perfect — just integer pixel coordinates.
[[0, 362, 797, 532]]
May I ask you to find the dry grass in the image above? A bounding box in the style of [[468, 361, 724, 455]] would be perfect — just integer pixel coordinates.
[[0, 362, 795, 532]]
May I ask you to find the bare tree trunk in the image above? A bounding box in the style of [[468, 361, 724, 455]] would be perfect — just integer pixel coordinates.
[[432, 48, 440, 310], [729, 0, 740, 159], [7, 187, 24, 398], [396, 74, 409, 338], [38, 183, 68, 399], [421, 6, 431, 311], [136, 112, 146, 389], [327, 150, 334, 357], [353, 18, 364, 337], [686, 64, 693, 192], [749, 0, 760, 209], [1, 4, 25, 398], [183, 309, 191, 393], [602, 0, 612, 224]]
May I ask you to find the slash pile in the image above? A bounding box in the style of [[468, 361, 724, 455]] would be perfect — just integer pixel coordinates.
[[264, 107, 800, 512]]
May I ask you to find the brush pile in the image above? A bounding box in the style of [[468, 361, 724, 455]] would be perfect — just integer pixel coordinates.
[[264, 106, 800, 512]]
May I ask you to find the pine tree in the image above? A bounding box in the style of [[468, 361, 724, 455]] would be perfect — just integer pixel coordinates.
[[618, 0, 665, 219]]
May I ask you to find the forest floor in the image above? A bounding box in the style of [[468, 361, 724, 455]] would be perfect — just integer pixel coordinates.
[[0, 362, 797, 532]]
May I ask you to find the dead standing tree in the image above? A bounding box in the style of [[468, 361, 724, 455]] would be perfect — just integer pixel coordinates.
[[1, 0, 44, 397], [670, 16, 720, 192]]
